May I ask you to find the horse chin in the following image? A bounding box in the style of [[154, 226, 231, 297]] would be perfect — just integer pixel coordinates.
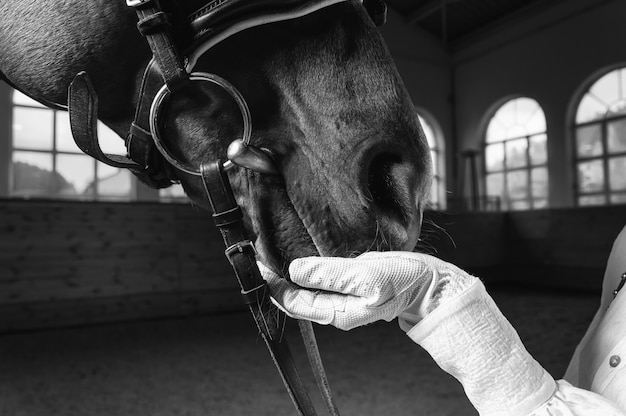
[[245, 176, 424, 274]]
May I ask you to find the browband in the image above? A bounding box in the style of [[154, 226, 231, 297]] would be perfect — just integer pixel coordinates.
[[187, 0, 363, 70]]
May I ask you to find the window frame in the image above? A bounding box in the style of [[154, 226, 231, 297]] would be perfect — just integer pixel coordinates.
[[482, 97, 549, 211], [10, 90, 137, 201], [416, 109, 446, 211], [5, 89, 193, 203], [572, 67, 626, 206]]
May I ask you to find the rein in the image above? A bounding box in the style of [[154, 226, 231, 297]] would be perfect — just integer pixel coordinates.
[[67, 1, 387, 414]]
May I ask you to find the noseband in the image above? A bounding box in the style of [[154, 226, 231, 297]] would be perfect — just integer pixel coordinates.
[[67, 1, 387, 415]]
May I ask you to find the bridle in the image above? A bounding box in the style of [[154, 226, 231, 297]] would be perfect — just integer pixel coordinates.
[[67, 1, 387, 415]]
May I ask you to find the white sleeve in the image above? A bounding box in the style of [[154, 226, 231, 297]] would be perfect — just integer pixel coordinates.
[[405, 281, 626, 416]]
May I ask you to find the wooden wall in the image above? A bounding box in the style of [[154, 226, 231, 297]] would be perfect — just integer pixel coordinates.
[[1, 200, 624, 333], [430, 206, 626, 291], [0, 200, 240, 333]]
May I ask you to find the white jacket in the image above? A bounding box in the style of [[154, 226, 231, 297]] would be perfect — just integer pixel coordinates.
[[564, 225, 626, 411]]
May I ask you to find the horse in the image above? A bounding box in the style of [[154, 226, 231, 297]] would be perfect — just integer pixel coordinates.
[[0, 0, 432, 274], [0, 0, 432, 413]]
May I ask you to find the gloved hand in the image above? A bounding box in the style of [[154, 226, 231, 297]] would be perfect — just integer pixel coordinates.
[[258, 251, 476, 331], [259, 252, 626, 416]]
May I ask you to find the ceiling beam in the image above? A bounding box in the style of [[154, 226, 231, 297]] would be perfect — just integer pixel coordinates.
[[406, 0, 461, 25], [406, 0, 442, 24]]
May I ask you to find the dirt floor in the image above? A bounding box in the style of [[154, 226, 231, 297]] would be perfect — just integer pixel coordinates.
[[0, 285, 600, 416]]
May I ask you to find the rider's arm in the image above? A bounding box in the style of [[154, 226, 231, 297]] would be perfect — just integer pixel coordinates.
[[260, 252, 626, 416]]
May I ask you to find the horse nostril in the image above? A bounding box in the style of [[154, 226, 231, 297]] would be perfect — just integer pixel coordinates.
[[366, 152, 413, 224]]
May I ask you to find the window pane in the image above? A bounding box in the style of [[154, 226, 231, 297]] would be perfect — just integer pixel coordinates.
[[607, 100, 626, 117], [579, 195, 606, 206], [525, 110, 546, 136], [510, 200, 530, 211], [489, 98, 545, 141], [55, 112, 81, 153], [609, 156, 626, 191], [55, 113, 126, 155], [417, 114, 436, 149], [516, 98, 545, 135], [577, 160, 605, 193], [494, 102, 517, 129], [160, 184, 189, 202], [429, 177, 439, 207], [13, 107, 53, 150], [590, 70, 619, 107], [621, 69, 626, 102], [533, 199, 548, 209], [56, 154, 95, 196], [98, 123, 127, 155], [529, 134, 547, 165], [610, 193, 626, 204], [486, 173, 504, 197], [96, 164, 132, 198], [576, 95, 607, 123], [485, 143, 504, 171], [430, 150, 438, 178], [486, 120, 507, 143], [575, 124, 603, 157], [531, 167, 548, 198], [507, 170, 529, 199], [505, 138, 528, 169], [12, 90, 45, 107], [12, 151, 54, 196], [607, 118, 626, 153]]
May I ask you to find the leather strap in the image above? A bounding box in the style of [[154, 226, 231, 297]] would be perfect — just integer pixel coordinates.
[[128, 0, 189, 92], [68, 71, 175, 189], [300, 320, 341, 416], [200, 161, 320, 416], [68, 72, 143, 170]]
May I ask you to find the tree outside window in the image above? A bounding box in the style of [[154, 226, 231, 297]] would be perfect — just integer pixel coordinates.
[[574, 67, 626, 206], [484, 97, 549, 211]]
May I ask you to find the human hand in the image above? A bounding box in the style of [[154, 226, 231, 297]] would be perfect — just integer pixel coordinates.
[[258, 251, 476, 331]]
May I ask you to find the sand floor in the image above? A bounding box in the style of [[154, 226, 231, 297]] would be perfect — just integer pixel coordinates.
[[0, 286, 600, 416]]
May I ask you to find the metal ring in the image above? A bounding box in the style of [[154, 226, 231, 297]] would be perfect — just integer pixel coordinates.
[[149, 72, 252, 176]]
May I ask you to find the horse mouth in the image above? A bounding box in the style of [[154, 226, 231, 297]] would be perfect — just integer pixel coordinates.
[[251, 170, 424, 274]]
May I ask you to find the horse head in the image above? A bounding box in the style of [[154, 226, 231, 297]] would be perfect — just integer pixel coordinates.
[[155, 1, 432, 272], [0, 0, 432, 274]]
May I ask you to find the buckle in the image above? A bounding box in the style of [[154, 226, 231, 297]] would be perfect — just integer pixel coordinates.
[[240, 282, 269, 306], [224, 240, 257, 261]]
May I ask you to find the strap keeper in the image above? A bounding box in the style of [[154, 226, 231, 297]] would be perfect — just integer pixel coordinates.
[[213, 207, 243, 227], [240, 282, 269, 305], [128, 123, 152, 144], [224, 240, 257, 263], [137, 12, 171, 36]]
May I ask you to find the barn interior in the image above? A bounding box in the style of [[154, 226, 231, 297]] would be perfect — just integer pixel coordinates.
[[0, 0, 625, 415]]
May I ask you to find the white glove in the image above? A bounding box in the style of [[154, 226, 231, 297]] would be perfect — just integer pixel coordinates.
[[260, 252, 626, 416], [258, 251, 476, 331]]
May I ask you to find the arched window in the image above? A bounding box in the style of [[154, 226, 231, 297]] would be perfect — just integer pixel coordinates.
[[573, 67, 626, 206], [10, 90, 132, 200], [484, 97, 549, 210], [417, 111, 446, 210]]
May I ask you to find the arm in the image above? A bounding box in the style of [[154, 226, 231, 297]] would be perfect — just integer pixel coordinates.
[[260, 252, 626, 416]]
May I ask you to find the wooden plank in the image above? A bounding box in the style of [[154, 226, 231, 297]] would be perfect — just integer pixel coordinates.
[[0, 289, 244, 333]]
